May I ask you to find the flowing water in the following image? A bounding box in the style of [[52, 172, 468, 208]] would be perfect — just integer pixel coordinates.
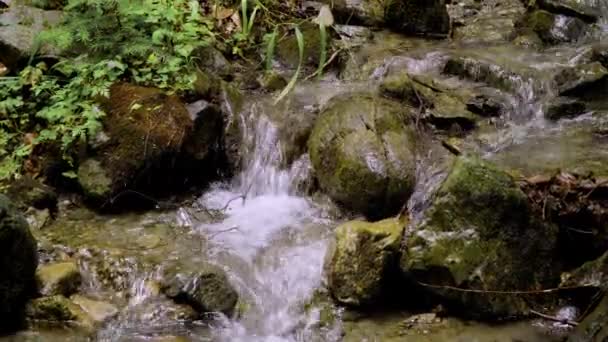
[[5, 10, 608, 341]]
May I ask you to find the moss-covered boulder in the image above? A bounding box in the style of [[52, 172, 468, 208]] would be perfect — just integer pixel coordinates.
[[401, 156, 559, 318], [36, 261, 81, 297], [0, 5, 62, 71], [160, 266, 238, 316], [554, 62, 608, 97], [25, 295, 93, 329], [7, 176, 57, 211], [536, 0, 598, 23], [326, 217, 405, 306], [322, 0, 450, 37], [276, 22, 325, 69], [515, 10, 588, 45], [308, 92, 416, 219], [545, 97, 587, 120], [0, 194, 38, 332], [77, 84, 222, 208]]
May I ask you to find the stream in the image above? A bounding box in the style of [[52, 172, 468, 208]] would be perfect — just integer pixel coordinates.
[[4, 4, 608, 341]]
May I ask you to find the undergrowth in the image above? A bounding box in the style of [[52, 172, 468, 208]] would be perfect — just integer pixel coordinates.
[[0, 0, 331, 185]]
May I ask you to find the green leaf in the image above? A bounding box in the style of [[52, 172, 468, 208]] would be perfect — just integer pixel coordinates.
[[275, 26, 304, 104], [62, 170, 78, 179]]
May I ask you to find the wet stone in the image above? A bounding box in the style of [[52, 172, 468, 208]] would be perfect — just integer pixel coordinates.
[[545, 97, 587, 120], [70, 295, 118, 323], [36, 261, 82, 297]]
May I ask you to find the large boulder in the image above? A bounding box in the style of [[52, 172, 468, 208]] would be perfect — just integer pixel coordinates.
[[514, 10, 589, 45], [322, 0, 450, 37], [0, 195, 38, 331], [325, 217, 405, 306], [160, 266, 239, 316], [308, 92, 416, 219], [0, 5, 62, 71], [77, 84, 222, 207], [400, 156, 559, 318]]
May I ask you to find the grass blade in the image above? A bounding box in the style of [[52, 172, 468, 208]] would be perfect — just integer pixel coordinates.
[[316, 24, 327, 80], [247, 6, 259, 36], [274, 26, 304, 104], [265, 28, 278, 71]]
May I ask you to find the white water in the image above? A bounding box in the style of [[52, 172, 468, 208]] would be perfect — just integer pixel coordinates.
[[194, 97, 342, 342]]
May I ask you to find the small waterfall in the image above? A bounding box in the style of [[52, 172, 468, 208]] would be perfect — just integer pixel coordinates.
[[195, 91, 341, 341]]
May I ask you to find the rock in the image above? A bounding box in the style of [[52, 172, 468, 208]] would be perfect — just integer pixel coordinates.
[[466, 92, 504, 117], [7, 176, 57, 211], [219, 81, 245, 173], [194, 47, 233, 79], [70, 295, 118, 323], [277, 22, 325, 69], [568, 293, 608, 342], [545, 97, 587, 120], [451, 0, 525, 43], [515, 10, 588, 45], [160, 266, 238, 316], [323, 0, 450, 37], [384, 0, 451, 37], [77, 159, 112, 202], [308, 92, 416, 219], [25, 295, 93, 328], [36, 261, 81, 296], [536, 0, 598, 23], [258, 71, 287, 92], [401, 156, 559, 318], [443, 53, 536, 92], [592, 44, 608, 68], [380, 72, 482, 130], [561, 250, 608, 289], [77, 84, 220, 207], [554, 62, 608, 97], [0, 5, 62, 70], [0, 195, 38, 332], [326, 217, 405, 306]]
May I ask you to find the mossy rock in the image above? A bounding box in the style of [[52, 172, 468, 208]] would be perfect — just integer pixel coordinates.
[[78, 83, 223, 207], [321, 0, 450, 37], [380, 72, 480, 130], [515, 10, 588, 45], [536, 0, 598, 23], [70, 295, 118, 323], [36, 261, 81, 297], [553, 62, 608, 97], [308, 92, 416, 219], [160, 265, 239, 316], [7, 176, 57, 211], [401, 156, 560, 318], [0, 5, 62, 70], [0, 194, 38, 332], [25, 295, 93, 329], [326, 217, 405, 306], [276, 22, 325, 69]]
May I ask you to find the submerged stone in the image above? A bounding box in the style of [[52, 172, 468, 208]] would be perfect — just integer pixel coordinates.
[[161, 266, 238, 316], [26, 295, 93, 328], [0, 195, 38, 332], [326, 217, 405, 306], [545, 97, 587, 120], [70, 295, 118, 323], [36, 261, 81, 297], [308, 92, 416, 219], [554, 62, 608, 97], [401, 156, 559, 318]]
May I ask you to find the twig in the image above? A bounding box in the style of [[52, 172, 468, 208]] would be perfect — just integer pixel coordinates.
[[304, 48, 344, 81], [221, 195, 246, 211], [416, 281, 596, 295], [441, 140, 461, 156], [208, 226, 240, 239], [566, 226, 594, 235], [529, 309, 578, 326]]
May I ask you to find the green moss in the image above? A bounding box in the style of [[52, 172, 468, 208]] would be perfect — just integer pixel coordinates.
[[401, 157, 560, 318], [308, 93, 415, 218], [328, 217, 405, 306]]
